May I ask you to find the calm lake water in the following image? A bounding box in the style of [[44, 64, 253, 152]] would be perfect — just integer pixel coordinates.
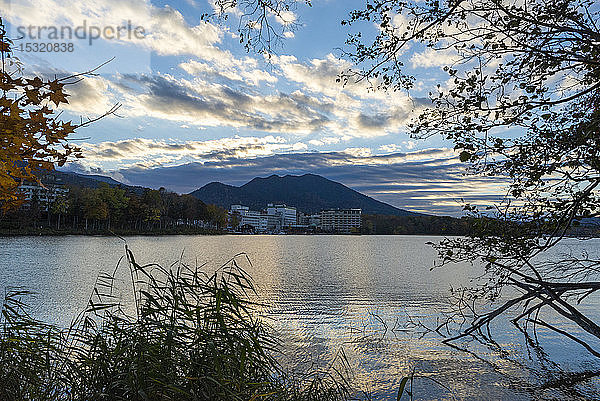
[[1, 235, 600, 400]]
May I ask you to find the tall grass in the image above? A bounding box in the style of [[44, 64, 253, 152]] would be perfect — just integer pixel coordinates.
[[0, 246, 352, 401]]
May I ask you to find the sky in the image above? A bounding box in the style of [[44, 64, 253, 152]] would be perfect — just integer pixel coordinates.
[[0, 0, 511, 215]]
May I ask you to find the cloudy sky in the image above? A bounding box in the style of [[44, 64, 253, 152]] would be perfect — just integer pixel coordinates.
[[1, 0, 510, 215]]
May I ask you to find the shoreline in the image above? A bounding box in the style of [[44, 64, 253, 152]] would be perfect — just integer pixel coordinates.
[[0, 229, 443, 237], [0, 227, 227, 237], [1, 226, 597, 237]]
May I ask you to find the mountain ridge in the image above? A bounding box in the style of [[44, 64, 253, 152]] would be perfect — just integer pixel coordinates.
[[190, 173, 421, 216], [50, 171, 146, 194]]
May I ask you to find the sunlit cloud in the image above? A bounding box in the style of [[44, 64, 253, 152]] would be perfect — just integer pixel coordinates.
[[79, 136, 309, 167], [1, 0, 431, 140], [1, 0, 224, 59], [410, 48, 461, 69]]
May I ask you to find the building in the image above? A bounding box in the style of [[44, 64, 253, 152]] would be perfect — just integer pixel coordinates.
[[230, 205, 281, 232], [298, 212, 321, 227], [319, 209, 362, 233], [230, 204, 360, 234], [230, 203, 298, 232], [19, 178, 69, 211], [266, 204, 297, 227], [231, 205, 263, 231], [264, 213, 281, 231]]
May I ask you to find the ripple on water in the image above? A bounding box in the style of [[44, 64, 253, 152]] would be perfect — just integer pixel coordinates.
[[1, 235, 599, 399]]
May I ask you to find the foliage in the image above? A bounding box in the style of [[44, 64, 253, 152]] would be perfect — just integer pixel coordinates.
[[1, 181, 230, 233], [208, 0, 312, 54], [0, 247, 353, 401], [339, 0, 600, 355], [217, 0, 600, 356], [0, 17, 118, 212]]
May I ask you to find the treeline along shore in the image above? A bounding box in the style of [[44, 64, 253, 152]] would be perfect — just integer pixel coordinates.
[[1, 183, 229, 236]]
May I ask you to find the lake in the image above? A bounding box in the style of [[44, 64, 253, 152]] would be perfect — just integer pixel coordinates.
[[1, 235, 599, 400]]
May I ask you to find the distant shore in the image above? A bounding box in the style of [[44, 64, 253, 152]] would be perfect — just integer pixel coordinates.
[[0, 227, 227, 237], [0, 227, 359, 236], [0, 229, 363, 236], [2, 224, 597, 237]]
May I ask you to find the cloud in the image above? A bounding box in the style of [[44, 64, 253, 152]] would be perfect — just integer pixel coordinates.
[[275, 10, 297, 25], [342, 147, 372, 157], [274, 54, 351, 97], [109, 73, 334, 134], [272, 53, 431, 137], [1, 0, 224, 60], [410, 48, 461, 69], [179, 58, 278, 87], [378, 141, 417, 153], [58, 76, 115, 114], [79, 136, 310, 167], [26, 56, 422, 139], [12, 62, 119, 116], [1, 0, 432, 139]]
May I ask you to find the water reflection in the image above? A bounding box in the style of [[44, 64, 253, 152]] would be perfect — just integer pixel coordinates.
[[1, 235, 599, 399]]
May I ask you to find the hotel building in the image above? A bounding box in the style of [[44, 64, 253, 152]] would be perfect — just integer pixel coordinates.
[[319, 209, 362, 233]]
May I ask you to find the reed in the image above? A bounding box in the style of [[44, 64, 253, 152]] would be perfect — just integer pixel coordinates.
[[0, 246, 352, 401]]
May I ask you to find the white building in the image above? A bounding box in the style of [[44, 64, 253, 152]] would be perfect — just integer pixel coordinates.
[[319, 209, 362, 233], [19, 180, 69, 211], [267, 204, 297, 227], [231, 204, 250, 215], [231, 205, 260, 230], [230, 205, 279, 232], [230, 203, 298, 232], [264, 214, 281, 231]]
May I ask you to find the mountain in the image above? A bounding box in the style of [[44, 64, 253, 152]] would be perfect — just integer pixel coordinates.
[[190, 174, 420, 216], [50, 171, 145, 194], [54, 171, 123, 187]]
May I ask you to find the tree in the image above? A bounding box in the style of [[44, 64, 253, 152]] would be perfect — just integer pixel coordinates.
[[0, 17, 119, 212], [126, 193, 146, 230], [97, 183, 129, 229], [142, 189, 163, 228], [209, 0, 311, 54], [206, 204, 228, 228], [337, 0, 600, 356], [50, 194, 69, 230], [82, 188, 108, 230], [218, 0, 600, 357]]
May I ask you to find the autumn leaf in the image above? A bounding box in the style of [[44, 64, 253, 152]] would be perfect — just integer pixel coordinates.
[[49, 89, 69, 106]]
